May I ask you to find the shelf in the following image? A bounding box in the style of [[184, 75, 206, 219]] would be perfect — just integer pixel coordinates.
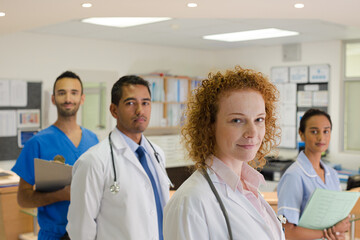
[[144, 127, 180, 136]]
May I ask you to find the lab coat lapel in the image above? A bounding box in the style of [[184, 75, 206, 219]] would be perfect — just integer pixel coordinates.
[[143, 140, 170, 202], [225, 188, 275, 238], [260, 196, 284, 238], [110, 129, 149, 176]]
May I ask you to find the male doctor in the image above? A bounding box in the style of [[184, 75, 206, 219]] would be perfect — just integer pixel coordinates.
[[67, 75, 170, 240]]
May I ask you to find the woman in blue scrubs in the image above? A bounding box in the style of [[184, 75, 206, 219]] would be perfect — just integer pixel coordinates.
[[277, 108, 350, 239]]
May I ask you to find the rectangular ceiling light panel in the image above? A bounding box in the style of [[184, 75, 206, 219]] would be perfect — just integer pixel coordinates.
[[203, 28, 299, 42], [82, 17, 171, 28]]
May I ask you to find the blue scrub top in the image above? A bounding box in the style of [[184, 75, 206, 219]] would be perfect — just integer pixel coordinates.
[[277, 151, 341, 225], [12, 125, 98, 240]]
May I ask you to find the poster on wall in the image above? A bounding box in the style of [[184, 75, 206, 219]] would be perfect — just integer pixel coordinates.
[[0, 80, 10, 106], [309, 64, 330, 83], [17, 109, 40, 128], [290, 66, 308, 83], [10, 80, 28, 106], [271, 67, 289, 83]]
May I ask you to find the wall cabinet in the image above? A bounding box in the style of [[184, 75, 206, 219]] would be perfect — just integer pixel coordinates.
[[142, 75, 201, 134]]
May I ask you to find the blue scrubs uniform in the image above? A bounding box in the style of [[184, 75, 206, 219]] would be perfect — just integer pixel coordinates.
[[12, 125, 98, 240], [277, 151, 341, 225]]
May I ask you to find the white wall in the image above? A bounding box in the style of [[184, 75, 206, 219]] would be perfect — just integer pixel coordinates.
[[0, 32, 217, 169], [216, 41, 360, 169], [1, 33, 359, 171]]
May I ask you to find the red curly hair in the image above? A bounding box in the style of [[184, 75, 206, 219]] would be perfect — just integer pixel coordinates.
[[181, 66, 280, 170]]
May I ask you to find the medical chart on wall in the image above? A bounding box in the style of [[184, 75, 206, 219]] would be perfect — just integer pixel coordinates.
[[271, 65, 329, 149], [0, 81, 42, 161]]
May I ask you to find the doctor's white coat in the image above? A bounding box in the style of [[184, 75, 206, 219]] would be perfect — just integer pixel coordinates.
[[163, 169, 285, 240], [67, 128, 170, 240]]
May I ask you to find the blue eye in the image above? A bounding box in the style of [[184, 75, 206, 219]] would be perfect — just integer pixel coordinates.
[[232, 119, 242, 123], [256, 118, 265, 123]]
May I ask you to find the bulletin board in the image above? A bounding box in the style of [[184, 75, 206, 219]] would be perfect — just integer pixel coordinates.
[[271, 65, 329, 149], [0, 82, 42, 161]]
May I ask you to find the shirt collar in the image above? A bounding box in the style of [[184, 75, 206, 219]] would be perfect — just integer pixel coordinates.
[[297, 151, 330, 178], [117, 128, 147, 155], [206, 155, 265, 195]]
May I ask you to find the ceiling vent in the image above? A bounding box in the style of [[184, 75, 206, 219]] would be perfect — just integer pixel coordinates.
[[282, 43, 301, 62]]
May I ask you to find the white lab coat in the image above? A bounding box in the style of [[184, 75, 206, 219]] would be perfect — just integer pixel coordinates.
[[163, 169, 285, 240], [67, 128, 170, 240]]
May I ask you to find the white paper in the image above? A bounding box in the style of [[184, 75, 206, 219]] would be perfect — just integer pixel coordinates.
[[290, 66, 308, 83], [280, 104, 296, 126], [309, 64, 330, 83], [10, 80, 27, 106], [297, 91, 313, 107], [0, 80, 10, 106], [0, 110, 17, 137], [313, 91, 328, 107], [17, 109, 41, 128], [279, 126, 296, 148], [304, 84, 319, 91], [283, 83, 297, 104], [271, 67, 289, 83]]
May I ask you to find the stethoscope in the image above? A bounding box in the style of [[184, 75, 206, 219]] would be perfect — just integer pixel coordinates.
[[108, 132, 173, 194], [202, 167, 287, 240]]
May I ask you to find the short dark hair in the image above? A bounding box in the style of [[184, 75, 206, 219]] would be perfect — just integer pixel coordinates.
[[53, 71, 83, 95], [299, 108, 332, 133], [111, 75, 151, 105]]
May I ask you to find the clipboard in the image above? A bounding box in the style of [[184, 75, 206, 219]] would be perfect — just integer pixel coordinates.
[[34, 158, 72, 192], [298, 188, 360, 229]]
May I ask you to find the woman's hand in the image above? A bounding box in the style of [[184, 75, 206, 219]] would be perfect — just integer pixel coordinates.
[[323, 227, 345, 240], [334, 216, 351, 233], [322, 216, 350, 240]]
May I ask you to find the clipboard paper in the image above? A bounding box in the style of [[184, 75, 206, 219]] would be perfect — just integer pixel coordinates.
[[34, 158, 72, 192], [298, 188, 360, 229]]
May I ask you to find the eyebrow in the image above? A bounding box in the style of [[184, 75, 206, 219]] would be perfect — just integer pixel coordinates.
[[123, 97, 151, 103], [308, 126, 331, 129], [229, 112, 266, 116], [56, 89, 79, 92]]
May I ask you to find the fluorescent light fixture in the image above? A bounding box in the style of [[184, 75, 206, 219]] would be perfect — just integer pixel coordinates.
[[203, 28, 299, 42], [81, 17, 171, 28], [0, 12, 5, 17], [82, 3, 92, 8], [187, 3, 198, 8], [294, 3, 305, 8]]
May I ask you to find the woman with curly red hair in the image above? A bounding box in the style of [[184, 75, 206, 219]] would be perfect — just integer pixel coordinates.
[[163, 66, 285, 240]]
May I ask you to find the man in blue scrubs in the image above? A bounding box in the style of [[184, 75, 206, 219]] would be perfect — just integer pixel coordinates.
[[12, 71, 99, 240]]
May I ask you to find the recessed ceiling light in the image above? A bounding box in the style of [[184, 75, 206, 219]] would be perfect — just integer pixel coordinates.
[[82, 3, 92, 8], [294, 3, 304, 8], [203, 28, 299, 42], [82, 17, 171, 28], [0, 12, 5, 17], [187, 3, 198, 8]]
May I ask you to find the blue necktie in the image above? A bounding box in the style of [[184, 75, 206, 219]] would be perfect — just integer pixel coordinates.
[[136, 146, 163, 240]]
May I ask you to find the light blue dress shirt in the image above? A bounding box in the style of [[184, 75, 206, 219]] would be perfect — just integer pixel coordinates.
[[119, 131, 165, 207], [277, 151, 341, 225]]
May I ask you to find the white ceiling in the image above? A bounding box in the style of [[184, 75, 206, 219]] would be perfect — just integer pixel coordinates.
[[2, 0, 360, 50]]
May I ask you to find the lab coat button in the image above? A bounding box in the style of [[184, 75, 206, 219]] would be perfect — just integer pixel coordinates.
[[150, 209, 155, 215]]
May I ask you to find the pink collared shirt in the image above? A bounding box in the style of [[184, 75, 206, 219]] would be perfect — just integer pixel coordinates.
[[207, 156, 282, 240]]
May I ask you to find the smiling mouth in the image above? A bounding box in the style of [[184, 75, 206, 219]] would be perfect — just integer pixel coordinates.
[[238, 144, 257, 149]]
